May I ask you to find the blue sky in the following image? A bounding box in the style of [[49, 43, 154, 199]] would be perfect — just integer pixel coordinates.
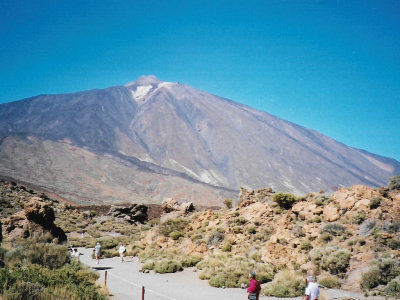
[[0, 0, 399, 161]]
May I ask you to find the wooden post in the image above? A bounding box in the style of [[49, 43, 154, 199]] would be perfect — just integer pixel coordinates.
[[104, 270, 107, 287], [141, 286, 145, 300]]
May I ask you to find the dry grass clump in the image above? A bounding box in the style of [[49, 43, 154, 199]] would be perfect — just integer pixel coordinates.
[[197, 255, 274, 288], [261, 270, 305, 297]]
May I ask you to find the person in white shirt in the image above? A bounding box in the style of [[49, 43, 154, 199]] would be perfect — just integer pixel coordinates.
[[304, 276, 319, 300], [118, 243, 126, 263], [94, 242, 101, 264]]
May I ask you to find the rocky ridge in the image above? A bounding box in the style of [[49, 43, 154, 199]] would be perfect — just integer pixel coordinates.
[[1, 178, 400, 297]]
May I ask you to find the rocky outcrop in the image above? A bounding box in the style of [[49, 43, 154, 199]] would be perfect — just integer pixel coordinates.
[[2, 196, 66, 242], [238, 187, 274, 208], [161, 198, 195, 221], [107, 204, 148, 224]]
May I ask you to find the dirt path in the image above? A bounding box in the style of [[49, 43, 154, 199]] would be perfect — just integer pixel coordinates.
[[78, 248, 377, 300]]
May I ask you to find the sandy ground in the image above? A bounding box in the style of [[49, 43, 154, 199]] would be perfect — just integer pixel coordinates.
[[77, 248, 383, 300]]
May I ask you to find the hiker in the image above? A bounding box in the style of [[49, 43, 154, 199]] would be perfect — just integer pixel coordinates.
[[94, 242, 101, 264], [118, 243, 126, 262], [304, 276, 319, 300], [73, 248, 82, 260], [247, 271, 261, 300]]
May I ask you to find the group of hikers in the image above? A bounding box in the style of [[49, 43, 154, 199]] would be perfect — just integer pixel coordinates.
[[92, 242, 126, 264], [247, 272, 319, 300]]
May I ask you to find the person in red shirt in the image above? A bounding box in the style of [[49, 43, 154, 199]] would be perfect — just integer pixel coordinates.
[[247, 271, 261, 300]]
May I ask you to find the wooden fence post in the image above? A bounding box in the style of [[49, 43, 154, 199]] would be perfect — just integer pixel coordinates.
[[104, 270, 107, 287], [141, 286, 145, 300]]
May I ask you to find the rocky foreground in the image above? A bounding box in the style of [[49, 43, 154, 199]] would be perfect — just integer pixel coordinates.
[[1, 177, 400, 299]]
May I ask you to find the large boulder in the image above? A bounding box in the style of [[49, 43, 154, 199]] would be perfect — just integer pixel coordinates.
[[107, 204, 148, 224], [2, 197, 66, 242], [161, 198, 195, 221]]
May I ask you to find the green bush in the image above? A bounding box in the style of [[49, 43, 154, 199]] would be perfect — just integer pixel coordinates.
[[352, 211, 367, 225], [169, 231, 184, 240], [318, 232, 333, 243], [221, 242, 233, 252], [272, 193, 297, 209], [247, 225, 257, 234], [309, 246, 352, 275], [198, 255, 274, 288], [96, 236, 118, 250], [0, 259, 106, 299], [158, 218, 188, 237], [320, 223, 347, 236], [262, 270, 305, 298], [300, 241, 313, 251], [207, 228, 225, 246], [369, 197, 382, 209], [253, 227, 272, 242], [154, 260, 183, 273], [388, 175, 400, 191], [318, 275, 340, 288], [223, 198, 233, 209], [384, 276, 400, 298], [5, 239, 70, 269], [361, 258, 400, 291]]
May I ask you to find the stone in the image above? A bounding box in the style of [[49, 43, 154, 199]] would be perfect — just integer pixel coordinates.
[[323, 205, 340, 222]]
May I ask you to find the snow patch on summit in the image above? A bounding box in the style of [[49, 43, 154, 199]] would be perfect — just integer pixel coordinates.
[[131, 85, 152, 102]]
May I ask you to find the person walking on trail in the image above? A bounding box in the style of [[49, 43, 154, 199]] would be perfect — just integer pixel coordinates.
[[247, 271, 261, 300], [304, 276, 319, 300], [94, 242, 101, 264], [118, 243, 126, 263]]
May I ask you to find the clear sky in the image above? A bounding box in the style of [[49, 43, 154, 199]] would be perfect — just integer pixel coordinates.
[[0, 0, 399, 161]]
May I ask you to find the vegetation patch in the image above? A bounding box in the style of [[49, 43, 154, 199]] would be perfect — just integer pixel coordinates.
[[261, 270, 305, 298]]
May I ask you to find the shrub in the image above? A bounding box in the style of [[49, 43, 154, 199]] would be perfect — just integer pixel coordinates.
[[207, 228, 225, 246], [154, 260, 183, 273], [352, 211, 366, 225], [384, 276, 400, 298], [181, 255, 202, 268], [0, 259, 106, 299], [309, 246, 352, 275], [300, 241, 313, 251], [292, 226, 305, 238], [262, 270, 305, 298], [369, 197, 382, 209], [361, 258, 400, 291], [223, 198, 233, 209], [247, 225, 257, 234], [387, 238, 400, 250], [158, 218, 188, 237], [233, 226, 243, 234], [318, 232, 333, 244], [169, 231, 184, 240], [318, 275, 340, 288], [5, 239, 70, 269], [221, 242, 233, 252], [320, 223, 347, 236], [272, 193, 297, 209], [96, 236, 118, 250], [253, 227, 272, 242], [388, 175, 400, 191], [198, 255, 274, 288]]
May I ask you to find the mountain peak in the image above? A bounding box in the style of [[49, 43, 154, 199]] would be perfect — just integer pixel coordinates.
[[125, 75, 162, 87]]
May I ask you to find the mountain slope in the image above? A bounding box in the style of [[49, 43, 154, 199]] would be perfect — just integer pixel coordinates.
[[0, 75, 399, 205]]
